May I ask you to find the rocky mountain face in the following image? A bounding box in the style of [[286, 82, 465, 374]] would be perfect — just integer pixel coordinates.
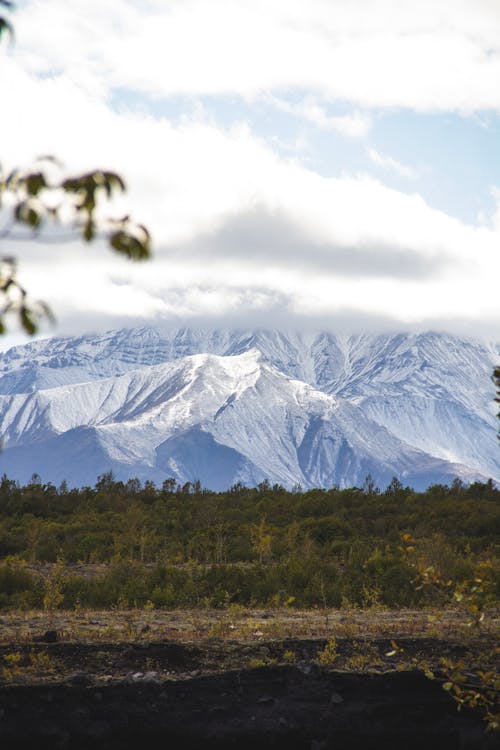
[[0, 327, 498, 490]]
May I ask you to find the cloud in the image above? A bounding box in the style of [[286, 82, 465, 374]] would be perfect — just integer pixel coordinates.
[[488, 186, 500, 231], [320, 112, 371, 139], [2, 55, 499, 338], [268, 97, 372, 138], [9, 188, 500, 343], [367, 148, 417, 178], [174, 206, 449, 279], [14, 0, 500, 112], [1, 54, 466, 255], [1, 1, 500, 344]]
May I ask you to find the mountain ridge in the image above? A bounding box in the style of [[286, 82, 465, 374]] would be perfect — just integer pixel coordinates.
[[0, 327, 498, 490]]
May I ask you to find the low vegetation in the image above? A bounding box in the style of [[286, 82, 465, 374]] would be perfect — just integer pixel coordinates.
[[0, 473, 498, 730], [0, 474, 497, 611]]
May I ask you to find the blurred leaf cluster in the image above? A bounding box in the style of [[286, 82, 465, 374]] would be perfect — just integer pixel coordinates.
[[0, 2, 151, 335]]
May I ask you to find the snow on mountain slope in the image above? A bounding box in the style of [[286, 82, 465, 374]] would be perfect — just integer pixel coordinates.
[[0, 327, 498, 489], [0, 345, 485, 490]]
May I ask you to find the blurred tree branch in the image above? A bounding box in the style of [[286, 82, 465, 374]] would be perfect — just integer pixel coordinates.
[[0, 1, 152, 335]]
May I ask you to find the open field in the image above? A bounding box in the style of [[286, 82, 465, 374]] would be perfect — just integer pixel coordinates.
[[1, 606, 499, 646], [0, 607, 498, 683]]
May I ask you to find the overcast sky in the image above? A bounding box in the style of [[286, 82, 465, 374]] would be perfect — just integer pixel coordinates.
[[2, 0, 500, 346]]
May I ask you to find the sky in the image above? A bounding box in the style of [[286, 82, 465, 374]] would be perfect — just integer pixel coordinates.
[[1, 0, 500, 347]]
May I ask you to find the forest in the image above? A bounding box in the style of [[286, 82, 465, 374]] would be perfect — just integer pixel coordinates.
[[0, 473, 498, 612]]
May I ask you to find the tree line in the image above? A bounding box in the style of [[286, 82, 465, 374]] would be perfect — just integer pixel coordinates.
[[0, 473, 498, 610]]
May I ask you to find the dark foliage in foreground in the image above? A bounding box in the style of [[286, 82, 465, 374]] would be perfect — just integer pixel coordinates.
[[0, 473, 498, 610]]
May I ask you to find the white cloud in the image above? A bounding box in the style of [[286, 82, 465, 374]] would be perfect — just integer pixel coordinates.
[[2, 57, 499, 338], [269, 96, 371, 138], [1, 1, 500, 343], [324, 112, 371, 139], [13, 0, 500, 112], [367, 148, 417, 178], [488, 186, 500, 231]]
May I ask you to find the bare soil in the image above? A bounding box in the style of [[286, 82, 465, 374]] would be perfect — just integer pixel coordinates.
[[0, 608, 497, 748], [1, 605, 498, 646]]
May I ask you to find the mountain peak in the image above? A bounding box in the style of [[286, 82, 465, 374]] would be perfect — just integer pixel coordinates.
[[0, 327, 497, 490]]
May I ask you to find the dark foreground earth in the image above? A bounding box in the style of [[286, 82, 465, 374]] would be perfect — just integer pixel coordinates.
[[0, 637, 497, 749]]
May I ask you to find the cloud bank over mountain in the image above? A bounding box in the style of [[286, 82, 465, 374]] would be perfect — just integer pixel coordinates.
[[1, 1, 500, 347]]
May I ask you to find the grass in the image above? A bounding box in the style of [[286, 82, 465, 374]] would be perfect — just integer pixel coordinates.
[[0, 604, 498, 644]]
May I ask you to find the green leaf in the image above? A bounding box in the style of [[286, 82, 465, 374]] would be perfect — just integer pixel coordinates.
[[109, 230, 150, 260], [20, 307, 37, 336], [0, 16, 13, 41], [14, 201, 42, 228], [6, 169, 19, 188], [102, 171, 126, 195], [83, 219, 95, 242], [61, 177, 79, 193], [137, 223, 151, 240], [25, 172, 47, 196]]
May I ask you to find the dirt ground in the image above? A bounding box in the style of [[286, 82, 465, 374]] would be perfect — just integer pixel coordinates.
[[0, 605, 498, 643], [0, 608, 497, 748], [0, 607, 498, 686]]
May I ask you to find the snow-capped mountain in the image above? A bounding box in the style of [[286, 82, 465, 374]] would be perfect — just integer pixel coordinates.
[[0, 327, 498, 490]]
